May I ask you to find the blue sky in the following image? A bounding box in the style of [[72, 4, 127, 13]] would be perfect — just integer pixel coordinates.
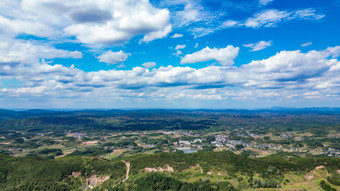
[[0, 0, 339, 109]]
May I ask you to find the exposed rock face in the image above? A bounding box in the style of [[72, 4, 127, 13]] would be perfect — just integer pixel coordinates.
[[315, 165, 325, 170], [86, 175, 110, 188], [144, 165, 174, 172], [71, 171, 81, 178], [304, 165, 328, 180]]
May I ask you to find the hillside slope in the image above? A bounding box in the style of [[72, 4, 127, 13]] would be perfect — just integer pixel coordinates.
[[1, 152, 340, 190]]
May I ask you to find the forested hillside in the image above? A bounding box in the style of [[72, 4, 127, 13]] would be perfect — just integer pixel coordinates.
[[1, 109, 340, 190], [1, 109, 340, 132], [1, 152, 340, 191]]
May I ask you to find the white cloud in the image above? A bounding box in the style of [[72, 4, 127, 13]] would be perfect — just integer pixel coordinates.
[[0, 39, 82, 65], [216, 8, 324, 37], [97, 50, 129, 65], [241, 48, 339, 84], [0, 15, 55, 38], [142, 62, 156, 68], [243, 41, 272, 51], [173, 50, 183, 57], [172, 44, 186, 57], [301, 42, 312, 47], [175, 44, 186, 50], [170, 1, 216, 27], [171, 33, 183, 38], [140, 24, 172, 43], [189, 27, 216, 38], [164, 0, 220, 37], [292, 8, 325, 20], [66, 1, 171, 45], [1, 45, 340, 107], [0, 0, 171, 45], [176, 2, 202, 26], [194, 43, 199, 48], [181, 46, 239, 66], [117, 64, 126, 68], [259, 0, 274, 6], [322, 46, 340, 58], [221, 20, 239, 28], [242, 8, 324, 28], [245, 9, 290, 28]]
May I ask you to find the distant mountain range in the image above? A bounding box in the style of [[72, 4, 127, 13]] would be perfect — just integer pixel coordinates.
[[1, 107, 340, 121]]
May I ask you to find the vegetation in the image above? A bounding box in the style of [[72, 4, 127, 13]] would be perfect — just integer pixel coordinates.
[[0, 109, 340, 190], [320, 180, 337, 191], [1, 151, 340, 190]]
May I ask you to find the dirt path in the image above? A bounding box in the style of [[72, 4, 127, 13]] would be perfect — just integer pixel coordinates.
[[122, 160, 130, 182]]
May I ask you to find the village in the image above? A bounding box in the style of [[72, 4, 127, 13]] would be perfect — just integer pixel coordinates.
[[2, 126, 339, 159]]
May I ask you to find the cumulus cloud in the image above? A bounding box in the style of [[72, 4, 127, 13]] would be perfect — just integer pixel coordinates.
[[97, 50, 129, 65], [0, 39, 82, 65], [1, 41, 339, 106], [140, 24, 172, 43], [181, 46, 239, 65], [322, 46, 340, 58], [1, 1, 337, 108], [142, 62, 156, 68], [0, 15, 55, 38], [241, 48, 340, 85], [243, 41, 272, 51], [70, 8, 112, 24], [0, 0, 171, 45], [66, 1, 171, 45]]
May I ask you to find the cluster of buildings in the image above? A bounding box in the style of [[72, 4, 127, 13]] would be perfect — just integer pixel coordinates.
[[169, 132, 284, 152], [66, 132, 88, 140], [168, 131, 200, 137], [289, 147, 300, 152], [172, 139, 203, 150], [214, 134, 280, 150], [8, 147, 25, 152], [320, 148, 340, 157], [280, 133, 293, 139], [142, 144, 155, 148]]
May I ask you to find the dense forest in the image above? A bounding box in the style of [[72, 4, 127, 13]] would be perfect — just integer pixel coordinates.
[[1, 109, 340, 190], [1, 151, 340, 190], [1, 109, 340, 132]]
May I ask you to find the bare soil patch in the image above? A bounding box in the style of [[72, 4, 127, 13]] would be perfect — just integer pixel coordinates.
[[145, 165, 174, 173], [71, 171, 81, 178], [86, 175, 110, 187]]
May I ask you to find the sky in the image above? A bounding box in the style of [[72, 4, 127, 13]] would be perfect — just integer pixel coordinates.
[[0, 0, 339, 109]]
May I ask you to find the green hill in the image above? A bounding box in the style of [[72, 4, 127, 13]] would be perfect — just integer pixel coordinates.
[[1, 152, 340, 191]]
